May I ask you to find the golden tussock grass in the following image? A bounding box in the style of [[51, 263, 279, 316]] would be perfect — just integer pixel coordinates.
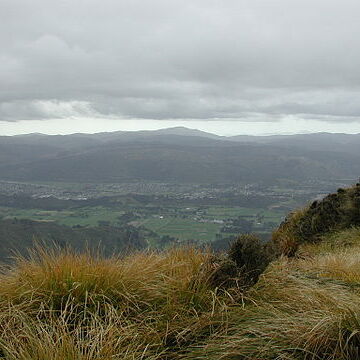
[[184, 227, 360, 359], [0, 245, 234, 359]]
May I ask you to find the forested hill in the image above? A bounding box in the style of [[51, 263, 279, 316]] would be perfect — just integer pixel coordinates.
[[0, 128, 359, 183], [0, 219, 146, 261]]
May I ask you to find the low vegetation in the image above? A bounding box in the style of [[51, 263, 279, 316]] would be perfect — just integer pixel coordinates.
[[0, 185, 360, 358], [0, 246, 239, 359], [187, 229, 360, 359]]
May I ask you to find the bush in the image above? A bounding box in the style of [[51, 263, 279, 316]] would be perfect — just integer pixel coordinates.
[[209, 234, 273, 290], [228, 234, 272, 287], [207, 257, 239, 289], [272, 183, 360, 256]]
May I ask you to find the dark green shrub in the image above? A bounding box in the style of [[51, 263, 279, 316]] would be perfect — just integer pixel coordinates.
[[208, 234, 273, 290], [272, 183, 360, 256], [207, 257, 239, 289], [228, 234, 271, 287]]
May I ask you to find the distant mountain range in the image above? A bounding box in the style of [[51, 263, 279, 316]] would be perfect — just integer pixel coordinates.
[[1, 127, 359, 183]]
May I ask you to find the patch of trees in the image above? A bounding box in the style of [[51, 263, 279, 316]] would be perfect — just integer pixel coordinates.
[[0, 219, 147, 262]]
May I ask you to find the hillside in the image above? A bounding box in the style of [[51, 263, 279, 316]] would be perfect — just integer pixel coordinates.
[[0, 129, 360, 183], [0, 219, 146, 261], [0, 185, 359, 358]]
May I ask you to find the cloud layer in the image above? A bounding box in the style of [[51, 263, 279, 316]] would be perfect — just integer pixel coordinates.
[[1, 0, 360, 123]]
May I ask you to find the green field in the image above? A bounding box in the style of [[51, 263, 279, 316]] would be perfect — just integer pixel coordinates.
[[0, 206, 125, 227], [205, 206, 284, 222], [141, 217, 221, 243], [0, 203, 286, 244]]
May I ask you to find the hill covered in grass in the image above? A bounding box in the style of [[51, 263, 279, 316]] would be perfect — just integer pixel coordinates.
[[0, 184, 360, 359]]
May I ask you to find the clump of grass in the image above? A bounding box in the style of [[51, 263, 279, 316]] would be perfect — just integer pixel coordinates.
[[0, 306, 153, 360], [296, 227, 360, 285], [185, 253, 360, 359], [184, 227, 360, 359], [0, 245, 235, 359], [297, 226, 360, 257]]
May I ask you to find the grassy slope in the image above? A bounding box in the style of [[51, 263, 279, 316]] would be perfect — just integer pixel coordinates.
[[0, 186, 360, 359], [186, 227, 360, 359]]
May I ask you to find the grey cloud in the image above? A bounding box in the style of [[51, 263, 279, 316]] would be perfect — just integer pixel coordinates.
[[0, 100, 97, 121], [1, 0, 360, 122]]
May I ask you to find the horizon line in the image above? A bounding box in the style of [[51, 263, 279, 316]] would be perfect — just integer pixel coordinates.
[[1, 126, 359, 138]]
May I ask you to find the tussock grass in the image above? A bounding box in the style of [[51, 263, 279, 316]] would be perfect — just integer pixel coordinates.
[[184, 227, 360, 359], [0, 246, 212, 313], [185, 257, 360, 359], [296, 227, 360, 285], [0, 246, 234, 359]]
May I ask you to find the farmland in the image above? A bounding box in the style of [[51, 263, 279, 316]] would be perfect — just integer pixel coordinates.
[[0, 202, 285, 246], [0, 179, 343, 248]]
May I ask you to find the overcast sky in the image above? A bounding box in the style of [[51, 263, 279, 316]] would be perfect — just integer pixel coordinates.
[[1, 0, 360, 135]]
